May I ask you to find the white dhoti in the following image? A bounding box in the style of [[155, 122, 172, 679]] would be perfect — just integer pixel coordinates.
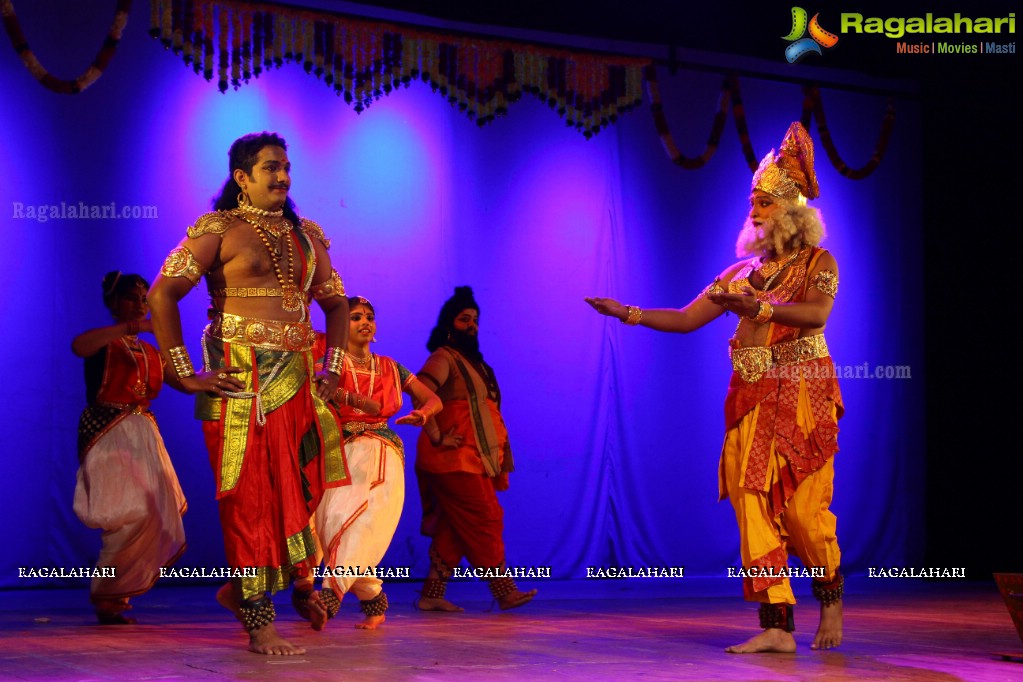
[[316, 435, 404, 602], [73, 414, 187, 603]]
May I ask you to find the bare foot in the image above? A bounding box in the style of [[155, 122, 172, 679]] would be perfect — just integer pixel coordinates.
[[355, 614, 385, 630], [216, 582, 243, 625], [811, 599, 843, 650], [416, 596, 464, 612], [292, 588, 328, 631], [307, 592, 329, 632], [248, 622, 306, 656], [96, 611, 137, 625], [725, 628, 797, 653], [498, 588, 537, 611]]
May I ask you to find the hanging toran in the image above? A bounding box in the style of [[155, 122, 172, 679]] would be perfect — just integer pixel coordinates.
[[148, 0, 650, 138]]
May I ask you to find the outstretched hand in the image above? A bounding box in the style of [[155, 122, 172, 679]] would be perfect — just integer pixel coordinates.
[[395, 409, 428, 426], [584, 297, 626, 321]]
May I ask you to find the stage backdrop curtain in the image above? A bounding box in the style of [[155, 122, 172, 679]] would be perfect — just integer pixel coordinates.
[[0, 2, 923, 589]]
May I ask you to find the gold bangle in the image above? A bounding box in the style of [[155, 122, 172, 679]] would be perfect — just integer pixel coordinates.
[[751, 300, 774, 324], [324, 347, 345, 375], [622, 305, 643, 326], [168, 345, 195, 378]]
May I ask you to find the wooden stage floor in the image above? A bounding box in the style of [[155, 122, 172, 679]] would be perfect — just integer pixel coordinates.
[[1, 579, 1019, 681]]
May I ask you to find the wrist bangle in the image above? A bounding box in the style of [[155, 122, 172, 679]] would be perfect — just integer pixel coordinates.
[[751, 300, 774, 324], [324, 347, 345, 375], [622, 305, 643, 326], [168, 345, 195, 378]]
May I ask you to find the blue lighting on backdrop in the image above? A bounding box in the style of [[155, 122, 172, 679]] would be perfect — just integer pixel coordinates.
[[0, 8, 924, 589]]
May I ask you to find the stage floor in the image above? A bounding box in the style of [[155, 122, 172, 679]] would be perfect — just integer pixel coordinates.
[[1, 578, 1019, 681]]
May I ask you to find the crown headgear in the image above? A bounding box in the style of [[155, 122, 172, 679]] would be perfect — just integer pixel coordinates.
[[751, 122, 819, 203]]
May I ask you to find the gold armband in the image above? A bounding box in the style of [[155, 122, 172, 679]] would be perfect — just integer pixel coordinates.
[[324, 346, 346, 375], [311, 269, 345, 300], [810, 270, 838, 298], [186, 211, 234, 239], [300, 218, 331, 249], [161, 246, 205, 286], [167, 345, 196, 378], [622, 305, 643, 326], [750, 300, 774, 324]]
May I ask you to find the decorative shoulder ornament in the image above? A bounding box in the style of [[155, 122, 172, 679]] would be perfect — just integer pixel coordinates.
[[186, 211, 236, 239], [300, 218, 331, 249], [752, 122, 820, 204]]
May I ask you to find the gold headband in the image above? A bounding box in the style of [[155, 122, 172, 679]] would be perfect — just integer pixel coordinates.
[[751, 122, 819, 203]]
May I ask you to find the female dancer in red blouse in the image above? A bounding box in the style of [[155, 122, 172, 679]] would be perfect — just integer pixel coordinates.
[[295, 296, 441, 629], [72, 271, 187, 624]]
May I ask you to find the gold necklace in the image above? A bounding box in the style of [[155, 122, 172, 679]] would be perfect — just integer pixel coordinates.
[[346, 353, 376, 414], [120, 337, 150, 399], [235, 204, 292, 240], [758, 249, 802, 290]]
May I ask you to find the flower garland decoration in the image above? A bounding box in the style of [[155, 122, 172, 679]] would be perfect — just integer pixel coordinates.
[[149, 0, 650, 138], [646, 69, 896, 180], [1, 0, 132, 94], [806, 85, 896, 180], [726, 75, 763, 172], [644, 65, 728, 170]]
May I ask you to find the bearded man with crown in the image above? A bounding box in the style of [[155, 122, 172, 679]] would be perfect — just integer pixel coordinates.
[[587, 122, 844, 653], [149, 132, 350, 656]]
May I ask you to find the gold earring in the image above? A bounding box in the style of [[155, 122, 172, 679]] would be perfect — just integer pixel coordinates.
[[236, 191, 251, 207]]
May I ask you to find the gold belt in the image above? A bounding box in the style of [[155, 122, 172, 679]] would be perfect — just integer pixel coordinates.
[[344, 421, 390, 434], [209, 287, 284, 298], [97, 401, 148, 414], [206, 312, 314, 352], [729, 334, 829, 383]]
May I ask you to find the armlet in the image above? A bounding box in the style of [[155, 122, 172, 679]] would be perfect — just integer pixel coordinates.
[[160, 246, 205, 286], [810, 270, 838, 298], [186, 211, 234, 239], [300, 218, 331, 249], [310, 268, 345, 300], [417, 370, 442, 391]]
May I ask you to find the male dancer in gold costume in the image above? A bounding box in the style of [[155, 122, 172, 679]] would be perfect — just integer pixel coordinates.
[[150, 132, 349, 655]]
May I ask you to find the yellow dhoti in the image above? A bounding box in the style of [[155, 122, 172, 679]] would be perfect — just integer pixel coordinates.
[[720, 374, 841, 605]]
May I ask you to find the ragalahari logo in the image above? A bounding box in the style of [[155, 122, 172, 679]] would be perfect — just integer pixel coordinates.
[[783, 7, 839, 62]]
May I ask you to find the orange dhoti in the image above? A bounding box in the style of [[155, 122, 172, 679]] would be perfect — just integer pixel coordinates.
[[416, 397, 509, 574]]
